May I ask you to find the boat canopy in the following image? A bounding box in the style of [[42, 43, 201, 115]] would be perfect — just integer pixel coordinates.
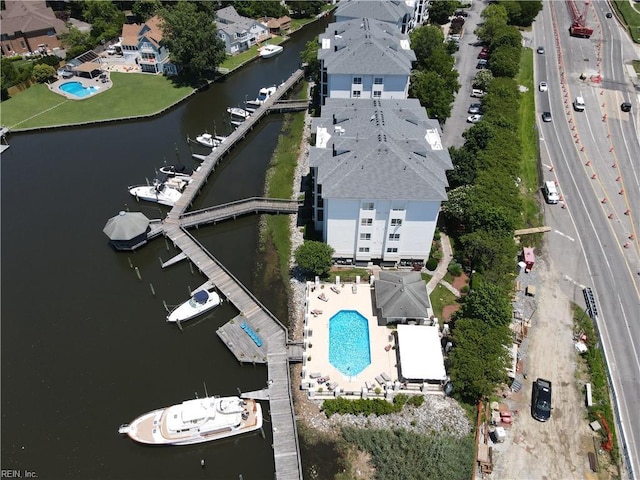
[[193, 290, 209, 304]]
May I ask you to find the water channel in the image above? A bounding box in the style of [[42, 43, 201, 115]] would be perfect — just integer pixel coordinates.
[[1, 16, 331, 480]]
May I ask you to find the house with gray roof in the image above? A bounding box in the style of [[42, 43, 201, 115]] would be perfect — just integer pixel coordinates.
[[374, 271, 433, 325], [309, 97, 452, 266], [318, 17, 415, 104], [215, 5, 269, 55], [334, 0, 416, 33]]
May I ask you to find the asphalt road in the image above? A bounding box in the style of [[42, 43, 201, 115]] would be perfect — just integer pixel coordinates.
[[535, 2, 640, 478]]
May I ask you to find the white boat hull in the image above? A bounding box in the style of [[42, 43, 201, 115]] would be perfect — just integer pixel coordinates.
[[128, 181, 185, 207], [167, 288, 221, 323], [120, 396, 262, 446], [259, 45, 283, 58], [226, 107, 251, 119]]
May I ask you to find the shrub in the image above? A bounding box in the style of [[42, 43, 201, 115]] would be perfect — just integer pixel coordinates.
[[447, 261, 463, 277], [426, 257, 439, 271], [407, 395, 425, 407], [36, 55, 62, 68], [32, 64, 57, 83]]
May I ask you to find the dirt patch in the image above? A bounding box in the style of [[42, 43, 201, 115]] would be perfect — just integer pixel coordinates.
[[451, 272, 469, 291], [488, 252, 603, 479], [442, 303, 460, 321]]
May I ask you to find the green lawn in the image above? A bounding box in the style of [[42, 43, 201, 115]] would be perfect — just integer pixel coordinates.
[[2, 73, 194, 130], [613, 0, 640, 43]]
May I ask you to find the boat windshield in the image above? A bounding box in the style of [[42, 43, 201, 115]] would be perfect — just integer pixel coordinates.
[[193, 290, 209, 304]]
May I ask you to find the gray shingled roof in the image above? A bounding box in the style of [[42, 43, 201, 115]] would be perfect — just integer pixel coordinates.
[[335, 0, 411, 25], [103, 211, 149, 241], [215, 5, 256, 34], [375, 271, 431, 319], [318, 18, 415, 75], [310, 98, 452, 201]]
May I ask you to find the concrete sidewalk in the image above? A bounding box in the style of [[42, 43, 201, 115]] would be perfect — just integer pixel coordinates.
[[426, 233, 461, 297]]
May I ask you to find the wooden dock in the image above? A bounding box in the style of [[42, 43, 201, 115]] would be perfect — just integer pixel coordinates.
[[144, 68, 307, 480]]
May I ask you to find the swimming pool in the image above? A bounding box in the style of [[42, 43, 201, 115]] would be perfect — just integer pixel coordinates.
[[59, 81, 99, 99], [329, 310, 371, 376]]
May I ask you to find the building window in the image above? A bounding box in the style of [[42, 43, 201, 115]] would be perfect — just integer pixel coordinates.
[[353, 77, 362, 85], [360, 218, 372, 226], [392, 207, 405, 211], [391, 219, 403, 226], [374, 77, 383, 85], [20, 41, 26, 48], [358, 247, 370, 253], [373, 90, 382, 98], [317, 210, 324, 221], [386, 248, 398, 253], [360, 233, 371, 240], [362, 202, 374, 210], [352, 90, 361, 98], [389, 234, 400, 241]]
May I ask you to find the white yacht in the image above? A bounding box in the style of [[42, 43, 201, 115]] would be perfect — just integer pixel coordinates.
[[246, 85, 277, 107], [195, 133, 220, 149], [226, 107, 251, 119], [259, 44, 283, 58], [128, 177, 188, 207], [118, 395, 262, 446], [167, 286, 221, 323]]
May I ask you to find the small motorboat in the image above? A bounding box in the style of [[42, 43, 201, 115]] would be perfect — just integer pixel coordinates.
[[259, 44, 283, 59], [167, 286, 221, 323], [195, 133, 220, 149], [246, 85, 277, 107], [128, 177, 188, 207], [226, 107, 251, 119], [159, 165, 193, 178]]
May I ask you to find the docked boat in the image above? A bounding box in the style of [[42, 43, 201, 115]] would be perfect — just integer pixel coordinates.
[[159, 165, 193, 178], [259, 44, 283, 58], [118, 395, 262, 446], [128, 177, 188, 207], [226, 107, 251, 119], [246, 85, 277, 107], [167, 286, 221, 323], [195, 132, 221, 149]]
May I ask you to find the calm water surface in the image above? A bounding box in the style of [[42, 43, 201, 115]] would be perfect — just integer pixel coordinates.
[[1, 17, 331, 480]]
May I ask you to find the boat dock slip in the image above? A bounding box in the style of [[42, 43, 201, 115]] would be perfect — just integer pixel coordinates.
[[166, 68, 305, 219], [133, 68, 306, 480]]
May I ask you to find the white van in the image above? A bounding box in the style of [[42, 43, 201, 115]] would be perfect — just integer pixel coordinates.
[[573, 95, 585, 112], [543, 181, 560, 204]]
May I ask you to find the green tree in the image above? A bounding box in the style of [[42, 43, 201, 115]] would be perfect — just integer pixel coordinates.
[[472, 69, 493, 91], [300, 38, 319, 81], [488, 45, 521, 78], [447, 147, 477, 188], [475, 4, 508, 44], [32, 64, 57, 83], [60, 25, 95, 59], [82, 0, 125, 44], [233, 1, 287, 19], [498, 0, 542, 26], [159, 1, 227, 79], [132, 0, 162, 22], [294, 241, 334, 277], [460, 283, 511, 327], [1, 57, 17, 100], [409, 70, 454, 121], [410, 25, 445, 67], [448, 318, 511, 402], [428, 0, 457, 25], [288, 1, 324, 18]]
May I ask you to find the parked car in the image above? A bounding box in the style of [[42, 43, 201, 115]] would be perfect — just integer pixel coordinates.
[[537, 46, 545, 54], [532, 378, 552, 422], [606, 12, 613, 18], [468, 103, 482, 114], [471, 88, 486, 98], [467, 114, 483, 123], [478, 50, 489, 60], [621, 102, 632, 112], [57, 68, 74, 79], [543, 181, 559, 204], [539, 81, 548, 92], [476, 59, 488, 69], [542, 111, 552, 122]]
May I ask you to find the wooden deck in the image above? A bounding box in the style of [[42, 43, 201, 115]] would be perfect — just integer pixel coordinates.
[[142, 68, 307, 479]]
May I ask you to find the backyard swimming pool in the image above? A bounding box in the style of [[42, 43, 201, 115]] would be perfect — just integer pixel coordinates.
[[329, 310, 371, 376], [59, 81, 100, 99]]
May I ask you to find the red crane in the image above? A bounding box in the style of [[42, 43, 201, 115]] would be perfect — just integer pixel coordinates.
[[567, 0, 593, 38]]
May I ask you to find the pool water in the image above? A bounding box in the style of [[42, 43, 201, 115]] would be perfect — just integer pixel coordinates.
[[329, 310, 371, 376], [59, 81, 99, 99]]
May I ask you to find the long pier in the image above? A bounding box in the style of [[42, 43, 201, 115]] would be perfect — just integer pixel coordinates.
[[150, 69, 306, 480]]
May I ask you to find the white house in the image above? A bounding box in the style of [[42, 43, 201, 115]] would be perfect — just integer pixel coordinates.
[[318, 17, 415, 104], [215, 5, 270, 55], [309, 98, 452, 266]]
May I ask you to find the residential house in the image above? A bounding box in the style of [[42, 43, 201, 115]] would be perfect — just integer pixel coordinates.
[[215, 5, 270, 55], [334, 0, 413, 33], [119, 15, 178, 75], [318, 17, 415, 104], [309, 98, 452, 266], [264, 16, 291, 37], [374, 271, 433, 325], [0, 0, 67, 56]]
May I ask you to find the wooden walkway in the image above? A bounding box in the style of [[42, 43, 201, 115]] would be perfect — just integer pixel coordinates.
[[145, 68, 307, 480]]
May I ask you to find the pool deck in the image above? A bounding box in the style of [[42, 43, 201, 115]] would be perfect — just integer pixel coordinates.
[[302, 281, 400, 396], [48, 74, 113, 100]]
